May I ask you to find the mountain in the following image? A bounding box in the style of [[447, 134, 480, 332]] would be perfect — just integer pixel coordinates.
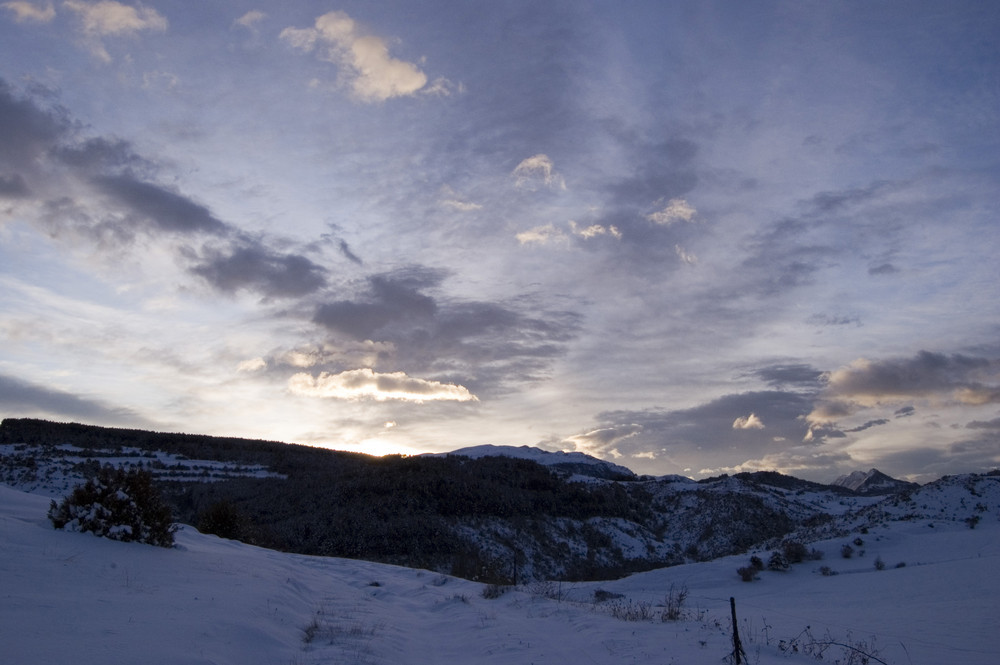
[[832, 468, 919, 495], [0, 417, 987, 585], [436, 444, 637, 480]]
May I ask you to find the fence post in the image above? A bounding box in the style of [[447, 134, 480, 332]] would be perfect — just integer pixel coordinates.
[[730, 596, 746, 664]]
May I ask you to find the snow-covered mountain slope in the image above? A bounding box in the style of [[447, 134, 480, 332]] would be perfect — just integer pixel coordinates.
[[2, 482, 997, 665], [434, 444, 637, 480], [832, 468, 919, 495], [0, 442, 281, 497]]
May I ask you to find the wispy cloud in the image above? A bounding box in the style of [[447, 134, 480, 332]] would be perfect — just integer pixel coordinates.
[[1, 1, 54, 23], [63, 0, 168, 63], [512, 154, 566, 190], [234, 9, 265, 31]]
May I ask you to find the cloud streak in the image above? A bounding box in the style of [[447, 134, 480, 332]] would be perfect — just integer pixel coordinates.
[[288, 368, 477, 403], [0, 372, 140, 423]]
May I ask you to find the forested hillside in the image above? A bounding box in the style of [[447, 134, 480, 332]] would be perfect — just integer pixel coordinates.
[[0, 417, 945, 582]]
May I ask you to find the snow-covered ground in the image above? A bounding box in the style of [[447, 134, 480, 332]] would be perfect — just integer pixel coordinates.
[[0, 443, 281, 497], [2, 482, 997, 664]]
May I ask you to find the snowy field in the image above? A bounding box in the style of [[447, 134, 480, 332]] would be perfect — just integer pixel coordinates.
[[1, 483, 997, 665]]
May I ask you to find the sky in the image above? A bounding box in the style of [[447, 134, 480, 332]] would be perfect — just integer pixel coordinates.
[[0, 0, 998, 483]]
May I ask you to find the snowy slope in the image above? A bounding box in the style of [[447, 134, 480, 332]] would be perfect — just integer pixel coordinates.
[[2, 481, 998, 664]]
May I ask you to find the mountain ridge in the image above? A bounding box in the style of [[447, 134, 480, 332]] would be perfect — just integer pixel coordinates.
[[2, 417, 992, 583]]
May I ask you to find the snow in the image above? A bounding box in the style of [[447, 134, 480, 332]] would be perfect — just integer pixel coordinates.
[[0, 443, 282, 497], [2, 482, 998, 664]]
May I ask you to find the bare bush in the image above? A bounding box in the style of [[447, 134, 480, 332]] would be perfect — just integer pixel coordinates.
[[662, 584, 688, 621]]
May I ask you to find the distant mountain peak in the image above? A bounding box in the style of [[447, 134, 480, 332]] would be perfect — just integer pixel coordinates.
[[832, 468, 917, 495]]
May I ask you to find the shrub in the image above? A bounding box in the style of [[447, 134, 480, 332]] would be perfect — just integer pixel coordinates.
[[48, 464, 176, 547], [482, 583, 509, 599], [593, 589, 624, 602], [874, 556, 885, 571], [663, 584, 688, 621], [840, 544, 854, 559], [608, 598, 655, 621], [749, 555, 764, 571], [782, 540, 808, 564], [819, 565, 837, 576], [737, 566, 758, 582], [767, 551, 789, 571]]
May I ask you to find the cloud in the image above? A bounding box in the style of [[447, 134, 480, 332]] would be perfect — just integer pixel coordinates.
[[234, 9, 265, 31], [812, 351, 998, 415], [188, 240, 328, 299], [438, 186, 482, 212], [674, 244, 697, 264], [0, 173, 29, 197], [63, 0, 168, 63], [843, 418, 890, 433], [93, 175, 228, 235], [805, 350, 1000, 440], [1, 1, 55, 23], [700, 447, 857, 481], [604, 136, 698, 208], [512, 154, 565, 190], [569, 221, 620, 240], [806, 179, 903, 213], [313, 270, 439, 340], [868, 263, 899, 276], [288, 368, 477, 403], [440, 198, 482, 212], [0, 78, 69, 167], [571, 391, 816, 471], [516, 221, 621, 246], [0, 372, 139, 423], [732, 413, 765, 429], [966, 417, 1000, 430], [646, 198, 697, 225], [0, 78, 333, 303], [806, 313, 861, 327], [337, 239, 363, 265], [563, 423, 643, 458], [516, 224, 564, 245], [280, 10, 430, 102], [749, 363, 825, 390], [236, 357, 266, 373], [309, 268, 581, 396]]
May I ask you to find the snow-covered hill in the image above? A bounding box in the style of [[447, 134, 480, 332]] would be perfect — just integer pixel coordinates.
[[2, 480, 998, 664], [434, 444, 637, 480]]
